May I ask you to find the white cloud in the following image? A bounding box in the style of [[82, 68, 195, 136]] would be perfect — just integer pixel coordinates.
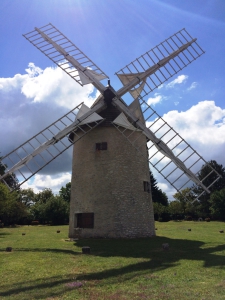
[[162, 101, 225, 148], [158, 84, 164, 89], [0, 63, 97, 109], [0, 73, 26, 92], [0, 63, 100, 181], [166, 75, 188, 88], [187, 81, 198, 91], [22, 172, 72, 194], [21, 63, 96, 108], [147, 93, 166, 106], [147, 101, 225, 198]]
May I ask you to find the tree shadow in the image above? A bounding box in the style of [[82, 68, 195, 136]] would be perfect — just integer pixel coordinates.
[[0, 232, 11, 238], [1, 236, 225, 299], [74, 236, 225, 281], [14, 247, 81, 255], [0, 274, 76, 299]]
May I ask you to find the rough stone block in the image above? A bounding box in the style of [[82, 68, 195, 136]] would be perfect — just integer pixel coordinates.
[[82, 246, 91, 254], [162, 243, 169, 250]]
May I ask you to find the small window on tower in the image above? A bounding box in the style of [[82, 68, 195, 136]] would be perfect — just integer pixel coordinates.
[[143, 181, 151, 193], [96, 142, 107, 150], [75, 213, 94, 228]]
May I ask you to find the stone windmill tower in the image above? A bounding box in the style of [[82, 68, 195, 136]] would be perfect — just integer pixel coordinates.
[[0, 24, 221, 238], [69, 96, 154, 238]]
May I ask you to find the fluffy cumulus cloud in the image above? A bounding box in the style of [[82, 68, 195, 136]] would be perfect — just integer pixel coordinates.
[[0, 63, 96, 109], [22, 172, 72, 194], [166, 75, 188, 88], [0, 63, 100, 192], [162, 101, 225, 153], [147, 100, 225, 199]]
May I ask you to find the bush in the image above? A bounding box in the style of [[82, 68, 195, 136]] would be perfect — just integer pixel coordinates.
[[158, 213, 170, 222], [205, 218, 210, 222], [31, 220, 39, 225], [185, 216, 192, 221], [0, 223, 4, 228]]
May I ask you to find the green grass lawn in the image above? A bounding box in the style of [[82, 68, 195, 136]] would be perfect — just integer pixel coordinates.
[[0, 221, 225, 300]]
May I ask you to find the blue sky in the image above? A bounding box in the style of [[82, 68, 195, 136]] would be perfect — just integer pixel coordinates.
[[0, 0, 225, 197]]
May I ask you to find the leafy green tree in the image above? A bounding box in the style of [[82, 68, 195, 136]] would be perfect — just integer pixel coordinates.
[[153, 202, 170, 221], [30, 201, 47, 224], [30, 188, 54, 223], [192, 160, 225, 215], [19, 188, 36, 207], [173, 188, 195, 215], [150, 171, 168, 206], [0, 182, 28, 225], [153, 202, 167, 217], [59, 182, 71, 203], [30, 188, 69, 225], [168, 200, 183, 219], [209, 188, 225, 220], [199, 160, 225, 192], [45, 195, 69, 225], [0, 156, 19, 190], [34, 188, 54, 203]]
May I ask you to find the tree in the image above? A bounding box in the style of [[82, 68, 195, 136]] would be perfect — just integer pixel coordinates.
[[168, 200, 183, 219], [209, 188, 225, 220], [30, 201, 47, 224], [192, 160, 225, 215], [34, 188, 54, 203], [30, 188, 70, 225], [0, 182, 28, 225], [150, 171, 168, 206], [19, 188, 36, 207], [173, 188, 195, 215], [172, 187, 203, 219], [0, 156, 19, 190], [59, 182, 71, 203], [30, 188, 54, 223], [200, 160, 225, 192], [45, 195, 69, 225]]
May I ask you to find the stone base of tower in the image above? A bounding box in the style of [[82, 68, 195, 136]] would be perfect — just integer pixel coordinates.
[[69, 201, 155, 239]]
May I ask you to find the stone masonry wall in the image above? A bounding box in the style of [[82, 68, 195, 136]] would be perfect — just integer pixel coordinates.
[[69, 125, 155, 238]]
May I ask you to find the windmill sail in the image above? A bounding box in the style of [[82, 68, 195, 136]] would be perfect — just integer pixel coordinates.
[[0, 101, 105, 189], [110, 28, 220, 198], [23, 23, 108, 92], [116, 28, 204, 100], [112, 97, 221, 199]]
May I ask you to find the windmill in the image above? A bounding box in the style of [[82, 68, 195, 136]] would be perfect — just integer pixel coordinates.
[[0, 24, 221, 238]]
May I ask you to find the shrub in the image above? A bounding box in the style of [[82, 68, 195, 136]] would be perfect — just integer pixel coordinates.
[[0, 223, 4, 228], [31, 220, 39, 225], [205, 218, 210, 222], [185, 216, 192, 221]]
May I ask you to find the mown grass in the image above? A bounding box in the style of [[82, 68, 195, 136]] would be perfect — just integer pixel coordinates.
[[0, 221, 225, 299]]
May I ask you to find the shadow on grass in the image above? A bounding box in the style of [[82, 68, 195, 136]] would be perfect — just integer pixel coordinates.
[[0, 274, 76, 299], [14, 247, 81, 255], [0, 232, 11, 238], [0, 246, 81, 256], [75, 236, 225, 273], [1, 236, 225, 299]]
